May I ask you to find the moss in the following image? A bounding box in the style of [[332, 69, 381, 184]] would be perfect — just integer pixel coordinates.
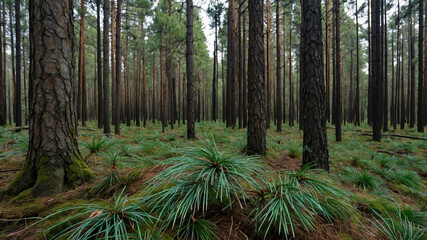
[[65, 153, 93, 187]]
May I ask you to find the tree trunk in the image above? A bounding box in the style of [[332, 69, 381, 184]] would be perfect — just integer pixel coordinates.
[[14, 0, 21, 127], [0, 0, 92, 199], [355, 0, 360, 126], [301, 0, 329, 171], [103, 0, 110, 134], [78, 0, 85, 127], [96, 0, 103, 128], [247, 0, 266, 155], [334, 0, 341, 141], [371, 0, 382, 141], [186, 0, 195, 139], [276, 0, 281, 132], [409, 0, 415, 129], [115, 0, 121, 135], [111, 0, 115, 125], [418, 0, 424, 132], [266, 0, 271, 129], [325, 0, 330, 122], [243, 12, 247, 128], [0, 0, 4, 126]]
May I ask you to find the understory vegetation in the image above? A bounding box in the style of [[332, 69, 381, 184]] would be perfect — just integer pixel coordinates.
[[0, 122, 426, 239]]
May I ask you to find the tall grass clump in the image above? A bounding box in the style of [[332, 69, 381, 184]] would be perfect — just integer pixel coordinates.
[[252, 165, 354, 239], [141, 138, 264, 235], [340, 166, 382, 190], [371, 208, 426, 240], [39, 190, 156, 240]]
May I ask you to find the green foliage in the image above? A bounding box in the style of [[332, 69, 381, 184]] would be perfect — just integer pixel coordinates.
[[142, 138, 263, 228], [39, 190, 156, 240], [371, 208, 426, 240], [176, 218, 218, 240], [340, 166, 381, 190], [81, 137, 114, 156], [89, 169, 122, 198], [252, 166, 354, 239], [0, 135, 28, 160]]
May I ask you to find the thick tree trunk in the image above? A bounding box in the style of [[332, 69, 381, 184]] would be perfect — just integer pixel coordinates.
[[301, 0, 329, 171], [186, 0, 195, 139], [0, 0, 91, 199], [247, 0, 266, 155]]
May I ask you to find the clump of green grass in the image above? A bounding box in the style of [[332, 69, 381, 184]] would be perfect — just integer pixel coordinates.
[[252, 165, 354, 238], [80, 137, 115, 160], [176, 218, 218, 240], [284, 140, 301, 158], [39, 189, 156, 239], [0, 134, 28, 160], [371, 208, 425, 240], [141, 138, 264, 235], [340, 166, 382, 190]]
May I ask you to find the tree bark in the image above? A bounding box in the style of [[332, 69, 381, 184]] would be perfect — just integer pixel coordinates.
[[301, 0, 329, 171], [418, 0, 424, 132], [103, 0, 110, 134], [186, 0, 195, 139], [276, 0, 281, 132], [247, 0, 266, 155], [14, 0, 21, 127], [115, 0, 122, 135], [372, 0, 382, 141], [0, 0, 91, 199], [96, 0, 103, 128], [334, 0, 341, 141]]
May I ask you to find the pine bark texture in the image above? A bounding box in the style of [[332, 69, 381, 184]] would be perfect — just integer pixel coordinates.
[[1, 0, 91, 198], [247, 0, 266, 155], [186, 0, 195, 139], [301, 0, 329, 171]]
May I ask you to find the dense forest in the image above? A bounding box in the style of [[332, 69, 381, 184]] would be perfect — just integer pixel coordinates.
[[0, 0, 426, 239]]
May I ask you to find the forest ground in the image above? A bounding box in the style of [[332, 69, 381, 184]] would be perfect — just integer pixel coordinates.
[[0, 121, 425, 239]]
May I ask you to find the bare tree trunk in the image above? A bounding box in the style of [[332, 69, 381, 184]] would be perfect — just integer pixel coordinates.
[[276, 0, 281, 132], [418, 0, 424, 132], [186, 0, 195, 139], [334, 0, 342, 141], [115, 0, 122, 135], [14, 0, 21, 127], [96, 0, 103, 128], [301, 0, 329, 171], [0, 0, 91, 199], [103, 0, 111, 134], [247, 0, 266, 155], [372, 0, 382, 141], [266, 0, 271, 129]]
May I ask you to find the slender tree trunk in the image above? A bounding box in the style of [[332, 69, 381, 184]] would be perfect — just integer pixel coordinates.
[[115, 0, 122, 135], [212, 10, 217, 122], [276, 0, 281, 132], [289, 22, 293, 126], [0, 0, 4, 126], [243, 12, 247, 128], [8, 2, 15, 125], [325, 0, 330, 122], [152, 54, 156, 124], [334, 0, 341, 141], [383, 1, 388, 131], [372, 0, 382, 141], [266, 0, 271, 129], [247, 0, 266, 155], [238, 0, 242, 129], [418, 0, 424, 132], [0, 0, 91, 199], [409, 0, 415, 128], [96, 0, 103, 128], [103, 0, 111, 134], [355, 0, 360, 126], [282, 10, 286, 124], [1, 0, 5, 125], [186, 0, 195, 139], [111, 0, 115, 125], [78, 0, 86, 126], [14, 0, 21, 126]]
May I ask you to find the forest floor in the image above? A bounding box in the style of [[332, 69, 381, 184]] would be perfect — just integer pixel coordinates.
[[0, 121, 425, 239]]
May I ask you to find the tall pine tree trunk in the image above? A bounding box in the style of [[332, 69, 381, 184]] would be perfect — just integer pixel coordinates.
[[247, 0, 266, 155], [0, 0, 91, 199]]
